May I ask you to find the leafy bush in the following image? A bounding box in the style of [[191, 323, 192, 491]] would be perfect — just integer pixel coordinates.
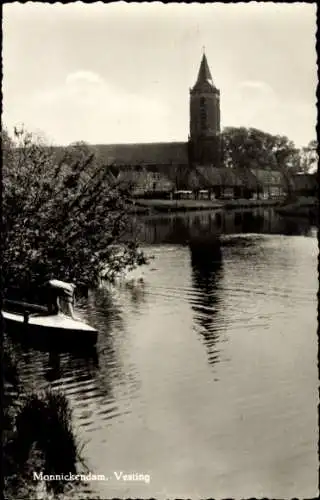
[[2, 127, 146, 295]]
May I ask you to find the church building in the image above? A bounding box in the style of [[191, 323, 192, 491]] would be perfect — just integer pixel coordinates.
[[93, 53, 285, 200], [93, 53, 222, 195]]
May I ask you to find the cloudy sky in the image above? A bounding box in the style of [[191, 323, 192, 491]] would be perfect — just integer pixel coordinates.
[[3, 2, 317, 147]]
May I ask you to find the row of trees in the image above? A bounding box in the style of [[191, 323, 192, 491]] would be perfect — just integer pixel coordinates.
[[220, 127, 317, 174], [297, 139, 318, 173]]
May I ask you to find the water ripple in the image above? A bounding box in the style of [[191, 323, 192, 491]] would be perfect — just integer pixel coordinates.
[[5, 212, 318, 499]]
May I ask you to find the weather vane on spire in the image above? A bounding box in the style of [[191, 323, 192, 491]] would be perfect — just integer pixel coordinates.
[[202, 45, 206, 55]]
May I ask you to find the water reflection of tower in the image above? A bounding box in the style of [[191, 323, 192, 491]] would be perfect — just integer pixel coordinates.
[[189, 240, 224, 368]]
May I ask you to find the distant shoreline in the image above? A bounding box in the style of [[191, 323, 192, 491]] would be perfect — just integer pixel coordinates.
[[126, 197, 318, 221], [274, 197, 318, 220], [127, 198, 282, 214]]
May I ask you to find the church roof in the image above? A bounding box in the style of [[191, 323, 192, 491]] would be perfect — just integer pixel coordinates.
[[192, 53, 217, 92], [93, 142, 189, 166], [196, 166, 242, 187]]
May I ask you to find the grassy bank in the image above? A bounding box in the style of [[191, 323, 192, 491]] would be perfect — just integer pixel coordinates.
[[128, 198, 283, 213], [127, 196, 318, 216], [223, 198, 282, 209], [3, 338, 84, 499], [275, 196, 318, 219], [130, 199, 223, 213]]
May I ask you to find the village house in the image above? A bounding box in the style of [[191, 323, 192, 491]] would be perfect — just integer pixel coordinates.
[[250, 169, 286, 199]]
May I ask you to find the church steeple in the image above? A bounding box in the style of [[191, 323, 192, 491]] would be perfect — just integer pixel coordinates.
[[194, 52, 215, 89], [189, 52, 221, 166]]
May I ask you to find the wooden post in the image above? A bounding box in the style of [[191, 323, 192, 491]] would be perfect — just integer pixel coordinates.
[[23, 309, 29, 325]]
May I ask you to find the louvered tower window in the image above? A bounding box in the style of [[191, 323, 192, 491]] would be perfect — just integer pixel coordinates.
[[200, 97, 207, 131]]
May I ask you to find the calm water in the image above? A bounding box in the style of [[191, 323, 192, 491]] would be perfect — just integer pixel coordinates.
[[7, 209, 318, 498]]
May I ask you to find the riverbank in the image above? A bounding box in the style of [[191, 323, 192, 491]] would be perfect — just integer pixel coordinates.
[[222, 198, 282, 209], [275, 197, 318, 219], [127, 198, 282, 214], [3, 334, 83, 499]]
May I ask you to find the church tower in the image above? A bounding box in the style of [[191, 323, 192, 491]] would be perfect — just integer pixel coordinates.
[[188, 52, 221, 166]]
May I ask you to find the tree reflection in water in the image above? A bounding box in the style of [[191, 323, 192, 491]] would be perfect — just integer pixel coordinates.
[[189, 239, 224, 369], [138, 208, 316, 246]]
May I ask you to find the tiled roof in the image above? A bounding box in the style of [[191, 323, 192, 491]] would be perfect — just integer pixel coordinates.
[[250, 168, 284, 186], [173, 165, 192, 190], [234, 167, 260, 189], [196, 166, 242, 187], [93, 142, 189, 166], [116, 167, 174, 193]]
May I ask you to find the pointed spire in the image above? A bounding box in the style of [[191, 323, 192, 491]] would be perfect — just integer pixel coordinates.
[[196, 52, 214, 87]]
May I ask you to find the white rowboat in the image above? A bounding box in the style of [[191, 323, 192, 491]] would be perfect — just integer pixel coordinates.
[[2, 310, 98, 346]]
